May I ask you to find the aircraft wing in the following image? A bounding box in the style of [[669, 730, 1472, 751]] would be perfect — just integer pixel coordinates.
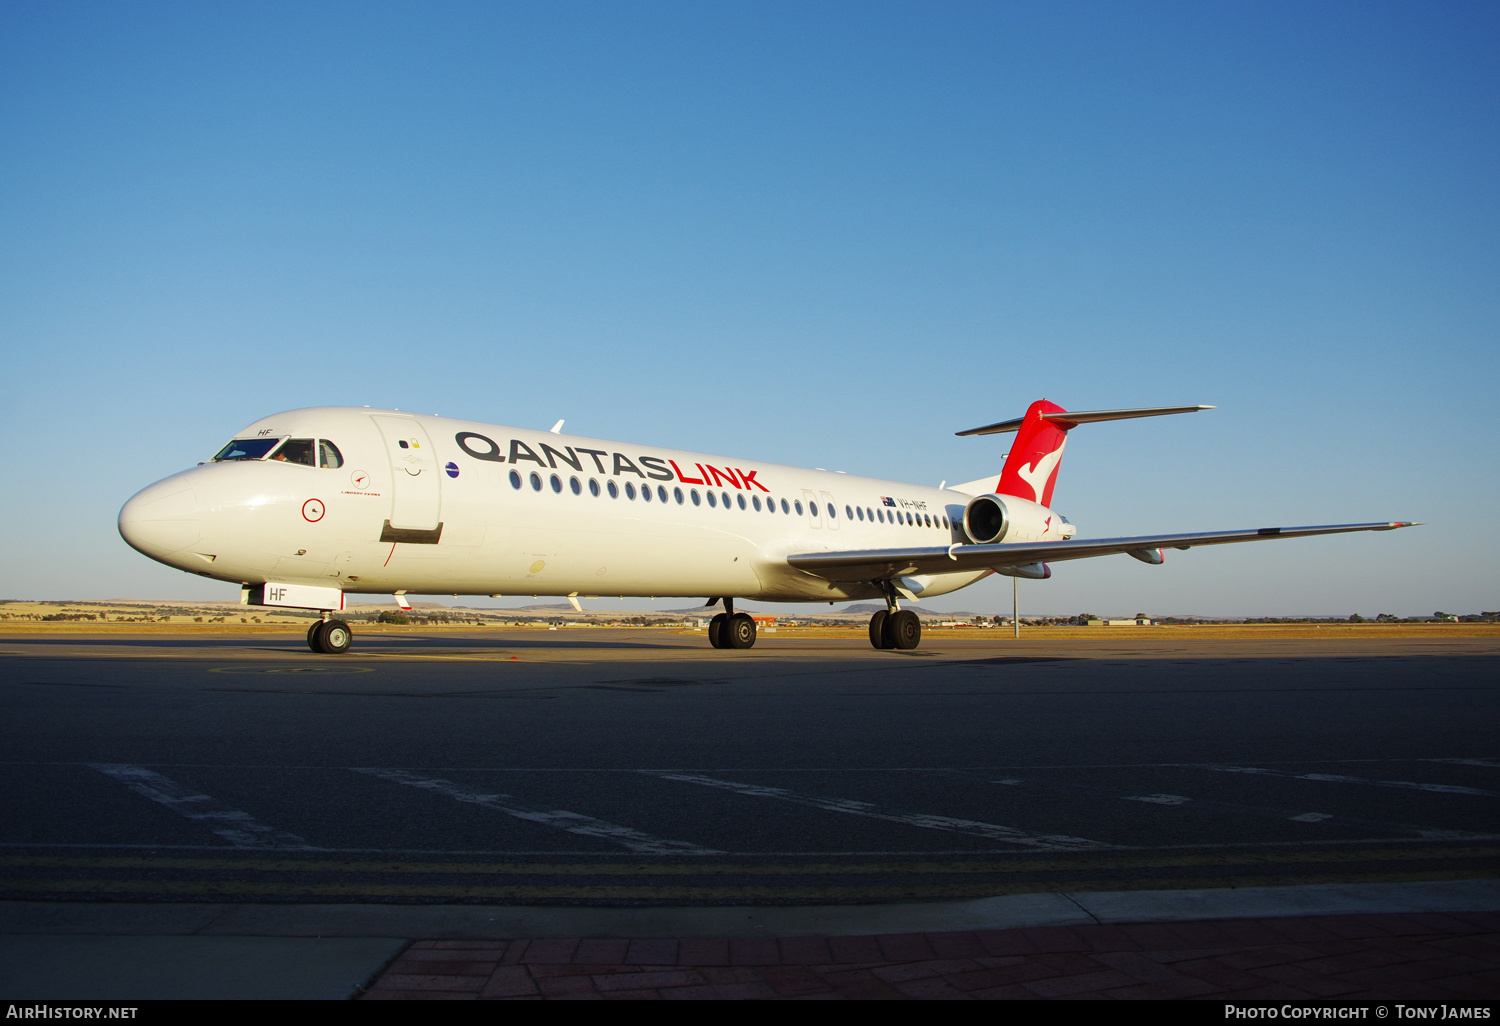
[[785, 521, 1418, 582]]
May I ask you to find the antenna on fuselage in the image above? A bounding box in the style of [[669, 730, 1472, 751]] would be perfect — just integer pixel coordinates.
[[550, 420, 565, 434]]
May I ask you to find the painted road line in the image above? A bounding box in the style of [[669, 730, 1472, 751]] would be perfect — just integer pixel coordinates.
[[987, 775, 1483, 837], [5, 844, 1497, 877], [7, 868, 1495, 903], [1205, 765, 1499, 797], [89, 764, 314, 849], [656, 773, 1109, 851], [352, 768, 721, 854]]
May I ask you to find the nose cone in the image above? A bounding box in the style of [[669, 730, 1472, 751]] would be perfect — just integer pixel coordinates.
[[119, 480, 201, 561]]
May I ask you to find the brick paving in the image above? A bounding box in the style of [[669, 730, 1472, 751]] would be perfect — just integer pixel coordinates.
[[360, 911, 1500, 1000]]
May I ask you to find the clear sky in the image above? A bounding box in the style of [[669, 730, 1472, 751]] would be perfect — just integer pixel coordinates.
[[2, 1, 1496, 617]]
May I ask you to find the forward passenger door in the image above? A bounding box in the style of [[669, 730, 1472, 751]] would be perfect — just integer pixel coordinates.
[[371, 415, 441, 531]]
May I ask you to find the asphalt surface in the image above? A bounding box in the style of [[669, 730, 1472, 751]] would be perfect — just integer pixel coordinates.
[[1, 628, 1496, 904]]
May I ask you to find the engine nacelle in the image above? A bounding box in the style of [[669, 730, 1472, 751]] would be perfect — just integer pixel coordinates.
[[962, 493, 1077, 544]]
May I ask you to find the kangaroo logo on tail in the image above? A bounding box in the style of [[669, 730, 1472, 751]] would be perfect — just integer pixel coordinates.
[[1015, 440, 1066, 505]]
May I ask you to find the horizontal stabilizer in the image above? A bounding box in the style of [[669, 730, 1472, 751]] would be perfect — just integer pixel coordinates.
[[957, 404, 1215, 437]]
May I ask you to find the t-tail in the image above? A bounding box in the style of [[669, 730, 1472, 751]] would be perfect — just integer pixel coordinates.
[[957, 401, 1216, 506]]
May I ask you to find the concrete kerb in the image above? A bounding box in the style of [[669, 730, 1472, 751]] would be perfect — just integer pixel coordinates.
[[3, 879, 1497, 940], [3, 880, 1497, 999]]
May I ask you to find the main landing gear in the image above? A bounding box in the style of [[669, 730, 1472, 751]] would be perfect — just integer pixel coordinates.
[[706, 598, 757, 650], [869, 586, 922, 650], [307, 616, 353, 654]]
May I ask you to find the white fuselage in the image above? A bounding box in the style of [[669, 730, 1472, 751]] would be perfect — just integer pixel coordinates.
[[119, 407, 1023, 604]]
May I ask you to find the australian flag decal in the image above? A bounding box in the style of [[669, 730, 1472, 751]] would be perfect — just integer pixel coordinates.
[[880, 496, 897, 506]]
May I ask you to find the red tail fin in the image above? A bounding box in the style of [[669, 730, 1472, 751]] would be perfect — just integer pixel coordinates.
[[995, 400, 1072, 506]]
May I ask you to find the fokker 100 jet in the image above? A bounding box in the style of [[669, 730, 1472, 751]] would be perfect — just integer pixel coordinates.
[[118, 400, 1415, 654]]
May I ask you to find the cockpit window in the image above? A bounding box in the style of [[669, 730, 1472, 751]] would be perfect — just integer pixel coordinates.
[[213, 438, 281, 461], [318, 440, 343, 468], [269, 438, 317, 466]]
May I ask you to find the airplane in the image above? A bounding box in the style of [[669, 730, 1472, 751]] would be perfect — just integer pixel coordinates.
[[118, 400, 1416, 654]]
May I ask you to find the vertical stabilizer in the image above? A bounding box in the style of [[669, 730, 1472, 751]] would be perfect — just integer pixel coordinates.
[[995, 400, 1071, 506]]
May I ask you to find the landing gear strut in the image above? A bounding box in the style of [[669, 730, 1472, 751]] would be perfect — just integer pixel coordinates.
[[308, 614, 353, 654], [706, 599, 756, 650], [868, 584, 921, 650]]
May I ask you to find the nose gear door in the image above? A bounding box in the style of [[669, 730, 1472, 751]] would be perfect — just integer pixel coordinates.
[[371, 415, 441, 531]]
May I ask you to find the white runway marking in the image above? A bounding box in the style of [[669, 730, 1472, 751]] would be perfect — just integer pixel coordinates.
[[1430, 759, 1500, 769], [1205, 765, 1498, 797], [980, 775, 1490, 838], [90, 764, 313, 849], [353, 768, 721, 854], [657, 773, 1110, 850]]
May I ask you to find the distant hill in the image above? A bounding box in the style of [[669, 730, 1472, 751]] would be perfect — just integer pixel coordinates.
[[841, 603, 980, 618], [660, 602, 984, 618]]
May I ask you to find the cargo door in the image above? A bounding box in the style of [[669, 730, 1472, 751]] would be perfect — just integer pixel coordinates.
[[371, 415, 441, 531]]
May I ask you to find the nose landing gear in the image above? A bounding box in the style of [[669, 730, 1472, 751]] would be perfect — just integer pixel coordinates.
[[308, 616, 353, 654]]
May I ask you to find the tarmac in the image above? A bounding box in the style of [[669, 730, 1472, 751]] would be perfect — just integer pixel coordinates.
[[2, 879, 1497, 1000], [3, 625, 1496, 999]]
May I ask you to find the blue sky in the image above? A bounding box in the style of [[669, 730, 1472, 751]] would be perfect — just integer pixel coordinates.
[[2, 1, 1495, 616]]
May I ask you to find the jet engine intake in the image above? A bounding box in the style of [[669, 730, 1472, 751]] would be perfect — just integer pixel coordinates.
[[962, 493, 1076, 545], [963, 494, 1010, 544]]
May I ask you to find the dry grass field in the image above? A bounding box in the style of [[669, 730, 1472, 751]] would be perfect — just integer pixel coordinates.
[[0, 598, 1494, 641]]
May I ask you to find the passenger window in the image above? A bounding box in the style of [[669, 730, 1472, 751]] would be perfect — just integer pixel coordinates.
[[781, 499, 790, 514], [737, 494, 746, 510], [674, 487, 684, 504], [530, 472, 543, 491], [867, 508, 874, 521], [707, 491, 717, 508], [625, 482, 637, 500], [270, 439, 317, 466], [752, 496, 762, 511], [570, 476, 582, 495], [691, 490, 701, 506], [550, 474, 563, 493], [721, 491, 731, 509], [608, 480, 619, 498], [794, 501, 803, 515], [855, 506, 862, 521], [658, 486, 668, 502], [589, 478, 600, 497], [212, 438, 281, 461], [318, 440, 344, 468], [827, 504, 836, 519], [924, 514, 931, 528], [510, 470, 523, 489], [641, 483, 652, 502]]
